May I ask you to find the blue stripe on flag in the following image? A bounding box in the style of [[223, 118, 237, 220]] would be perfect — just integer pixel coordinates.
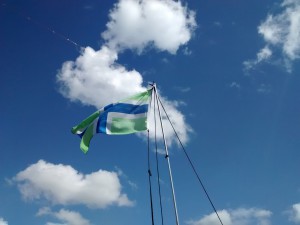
[[96, 103, 149, 133], [104, 103, 114, 111], [107, 103, 148, 114]]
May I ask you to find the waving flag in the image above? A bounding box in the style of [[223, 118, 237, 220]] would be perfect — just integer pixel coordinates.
[[72, 89, 152, 153]]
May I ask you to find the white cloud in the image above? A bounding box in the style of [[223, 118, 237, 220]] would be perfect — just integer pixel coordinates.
[[257, 46, 273, 62], [246, 0, 300, 71], [288, 203, 300, 223], [14, 160, 133, 208], [55, 209, 90, 225], [230, 208, 272, 225], [243, 46, 272, 70], [102, 0, 196, 54], [57, 0, 195, 147], [258, 15, 286, 45], [57, 46, 145, 108], [0, 218, 8, 225], [189, 208, 272, 225], [146, 95, 192, 146], [57, 47, 192, 145], [260, 0, 300, 60], [38, 208, 91, 225], [189, 210, 232, 225], [57, 47, 192, 146]]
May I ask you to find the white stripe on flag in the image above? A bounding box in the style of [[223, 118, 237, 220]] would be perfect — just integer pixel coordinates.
[[92, 118, 99, 135]]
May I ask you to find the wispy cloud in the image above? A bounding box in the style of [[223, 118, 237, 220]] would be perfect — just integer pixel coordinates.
[[188, 208, 272, 225], [37, 207, 91, 225], [244, 0, 300, 72], [243, 46, 272, 71], [213, 21, 222, 27], [174, 86, 191, 93], [13, 160, 133, 208], [257, 83, 272, 94], [57, 0, 196, 146], [154, 148, 166, 155], [83, 5, 94, 10], [114, 166, 138, 190], [183, 47, 192, 55], [229, 82, 241, 90]]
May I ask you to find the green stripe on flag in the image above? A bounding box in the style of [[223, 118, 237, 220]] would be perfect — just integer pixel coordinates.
[[119, 89, 151, 104], [80, 124, 96, 154], [110, 117, 147, 134]]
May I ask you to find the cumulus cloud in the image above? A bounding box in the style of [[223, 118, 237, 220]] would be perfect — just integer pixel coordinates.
[[146, 94, 192, 146], [188, 208, 272, 225], [57, 0, 195, 146], [57, 46, 145, 108], [0, 218, 8, 225], [37, 207, 91, 225], [288, 203, 300, 223], [57, 47, 192, 145], [14, 160, 133, 208], [244, 0, 300, 71], [102, 0, 196, 54], [189, 210, 232, 225]]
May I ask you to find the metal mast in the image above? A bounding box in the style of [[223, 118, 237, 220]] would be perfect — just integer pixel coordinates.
[[153, 84, 180, 225]]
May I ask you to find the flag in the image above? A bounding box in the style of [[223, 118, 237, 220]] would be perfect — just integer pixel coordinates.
[[72, 89, 152, 153]]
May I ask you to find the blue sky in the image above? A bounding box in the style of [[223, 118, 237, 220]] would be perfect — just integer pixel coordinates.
[[1, 0, 300, 225]]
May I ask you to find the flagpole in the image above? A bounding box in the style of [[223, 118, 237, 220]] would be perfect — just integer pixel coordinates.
[[153, 84, 180, 225]]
